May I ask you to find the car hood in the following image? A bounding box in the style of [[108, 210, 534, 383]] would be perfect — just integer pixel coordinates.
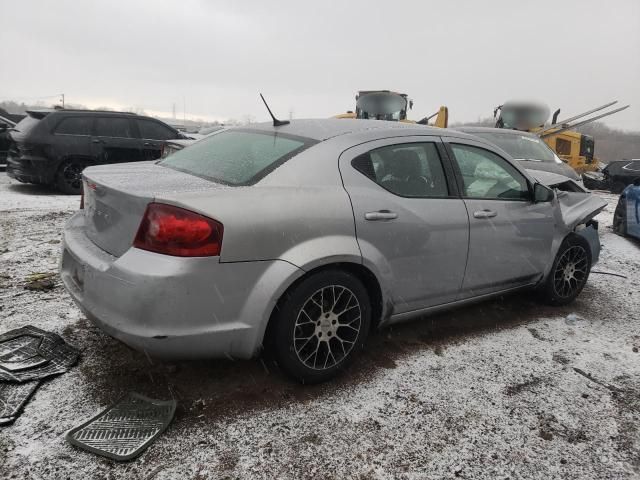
[[526, 169, 586, 192], [516, 159, 580, 181]]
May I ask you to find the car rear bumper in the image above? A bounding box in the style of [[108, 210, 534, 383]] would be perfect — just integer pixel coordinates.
[[6, 153, 56, 184], [60, 211, 303, 359]]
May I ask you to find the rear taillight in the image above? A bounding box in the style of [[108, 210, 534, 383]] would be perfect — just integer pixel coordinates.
[[133, 203, 223, 257]]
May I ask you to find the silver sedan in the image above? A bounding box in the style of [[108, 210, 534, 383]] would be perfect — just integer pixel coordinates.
[[60, 119, 606, 383]]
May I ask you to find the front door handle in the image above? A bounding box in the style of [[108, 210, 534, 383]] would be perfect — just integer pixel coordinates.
[[365, 210, 398, 221], [143, 142, 157, 147], [91, 138, 104, 144], [473, 209, 497, 219]]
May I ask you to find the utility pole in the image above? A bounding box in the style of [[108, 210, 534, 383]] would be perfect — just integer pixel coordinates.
[[172, 103, 176, 120], [60, 93, 65, 108], [183, 96, 186, 128]]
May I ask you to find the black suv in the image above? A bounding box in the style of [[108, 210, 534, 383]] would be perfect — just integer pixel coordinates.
[[7, 109, 186, 194]]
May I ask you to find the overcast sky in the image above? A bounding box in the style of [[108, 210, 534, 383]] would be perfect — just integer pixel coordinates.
[[2, 0, 639, 129]]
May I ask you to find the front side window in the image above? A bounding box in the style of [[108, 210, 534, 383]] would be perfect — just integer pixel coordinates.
[[450, 144, 529, 200], [94, 117, 134, 138], [54, 117, 92, 136], [352, 142, 449, 198], [138, 119, 176, 140], [160, 129, 315, 185]]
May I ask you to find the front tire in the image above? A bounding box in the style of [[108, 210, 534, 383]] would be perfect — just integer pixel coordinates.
[[269, 270, 371, 384], [539, 234, 592, 306], [55, 159, 87, 195]]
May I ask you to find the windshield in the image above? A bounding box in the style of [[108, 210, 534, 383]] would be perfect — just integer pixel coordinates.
[[356, 93, 407, 121], [474, 132, 557, 162], [159, 129, 316, 185]]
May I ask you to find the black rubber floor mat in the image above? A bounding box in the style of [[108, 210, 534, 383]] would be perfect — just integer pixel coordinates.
[[0, 326, 79, 382], [0, 380, 41, 426], [66, 392, 177, 461]]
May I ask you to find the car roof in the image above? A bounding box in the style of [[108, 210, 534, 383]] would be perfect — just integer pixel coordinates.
[[453, 126, 540, 138], [237, 118, 471, 142]]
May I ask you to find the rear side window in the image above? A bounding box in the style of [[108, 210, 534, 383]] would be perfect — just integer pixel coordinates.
[[54, 117, 92, 136], [138, 119, 176, 140], [160, 129, 315, 185], [12, 115, 41, 135], [352, 142, 449, 198], [94, 117, 134, 138]]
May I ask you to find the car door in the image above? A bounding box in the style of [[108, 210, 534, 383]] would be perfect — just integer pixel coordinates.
[[136, 118, 180, 160], [444, 138, 555, 297], [339, 136, 469, 314], [91, 116, 143, 164]]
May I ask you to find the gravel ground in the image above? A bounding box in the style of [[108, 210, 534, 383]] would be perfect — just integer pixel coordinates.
[[0, 171, 639, 479]]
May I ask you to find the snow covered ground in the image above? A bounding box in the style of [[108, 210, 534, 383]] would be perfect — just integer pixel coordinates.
[[1, 172, 638, 479]]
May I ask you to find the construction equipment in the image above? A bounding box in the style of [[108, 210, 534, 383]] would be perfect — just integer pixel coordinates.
[[494, 100, 630, 173], [335, 90, 448, 127]]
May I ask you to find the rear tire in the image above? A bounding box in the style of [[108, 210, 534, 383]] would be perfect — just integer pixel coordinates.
[[539, 234, 592, 306], [269, 270, 371, 384], [55, 159, 87, 195], [613, 196, 628, 236]]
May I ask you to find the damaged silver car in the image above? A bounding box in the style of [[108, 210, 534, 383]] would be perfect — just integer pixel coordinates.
[[60, 119, 606, 383]]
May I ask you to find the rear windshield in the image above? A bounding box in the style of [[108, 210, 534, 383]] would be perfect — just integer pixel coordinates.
[[159, 129, 316, 185], [474, 132, 556, 162]]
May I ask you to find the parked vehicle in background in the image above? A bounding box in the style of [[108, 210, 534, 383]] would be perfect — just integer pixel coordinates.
[[454, 127, 583, 184], [0, 115, 16, 168], [582, 159, 640, 193], [61, 119, 606, 383], [6, 109, 187, 194], [161, 126, 224, 158], [613, 180, 640, 239]]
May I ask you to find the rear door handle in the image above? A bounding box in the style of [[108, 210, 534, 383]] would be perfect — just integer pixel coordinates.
[[91, 138, 104, 144], [143, 142, 157, 147], [473, 209, 497, 219], [365, 210, 398, 221]]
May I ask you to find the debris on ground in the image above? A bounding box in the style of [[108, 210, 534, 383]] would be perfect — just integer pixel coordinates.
[[23, 272, 57, 291], [0, 325, 80, 382], [66, 392, 177, 461], [0, 325, 79, 425], [0, 381, 41, 425]]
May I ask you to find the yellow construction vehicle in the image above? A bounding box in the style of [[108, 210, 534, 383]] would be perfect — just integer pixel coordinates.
[[335, 90, 448, 127], [494, 100, 629, 173]]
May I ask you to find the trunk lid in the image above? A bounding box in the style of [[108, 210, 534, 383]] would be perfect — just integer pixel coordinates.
[[83, 161, 218, 257]]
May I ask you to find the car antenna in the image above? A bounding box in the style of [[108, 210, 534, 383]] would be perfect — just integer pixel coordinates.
[[260, 93, 290, 127]]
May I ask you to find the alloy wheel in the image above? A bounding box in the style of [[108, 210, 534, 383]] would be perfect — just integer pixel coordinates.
[[293, 285, 362, 371], [553, 245, 588, 298], [61, 162, 84, 191]]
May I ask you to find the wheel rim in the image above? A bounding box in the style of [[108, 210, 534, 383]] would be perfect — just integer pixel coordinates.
[[553, 245, 588, 298], [293, 285, 362, 371], [62, 163, 84, 190]]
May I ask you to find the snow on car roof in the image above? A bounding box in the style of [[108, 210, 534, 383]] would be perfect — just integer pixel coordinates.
[[243, 118, 446, 141]]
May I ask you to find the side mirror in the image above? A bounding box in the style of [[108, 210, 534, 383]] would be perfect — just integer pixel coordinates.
[[534, 183, 554, 203]]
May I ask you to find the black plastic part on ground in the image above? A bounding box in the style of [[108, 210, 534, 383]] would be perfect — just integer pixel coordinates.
[[65, 392, 177, 461]]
